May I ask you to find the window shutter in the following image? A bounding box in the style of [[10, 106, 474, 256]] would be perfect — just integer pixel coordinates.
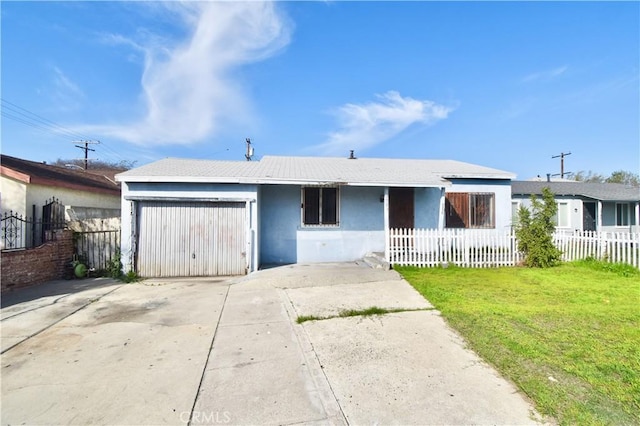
[[445, 193, 469, 228]]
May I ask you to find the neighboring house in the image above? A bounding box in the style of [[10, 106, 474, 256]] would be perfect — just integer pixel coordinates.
[[1, 154, 122, 224], [511, 180, 640, 233], [116, 155, 515, 277]]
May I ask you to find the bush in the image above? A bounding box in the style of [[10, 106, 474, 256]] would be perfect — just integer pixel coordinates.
[[515, 187, 562, 267]]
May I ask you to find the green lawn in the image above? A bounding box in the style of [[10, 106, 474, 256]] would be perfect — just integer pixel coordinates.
[[397, 260, 640, 426]]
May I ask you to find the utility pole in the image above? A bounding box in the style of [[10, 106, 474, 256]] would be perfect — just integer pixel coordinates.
[[552, 152, 571, 179], [245, 138, 254, 161], [73, 140, 100, 170]]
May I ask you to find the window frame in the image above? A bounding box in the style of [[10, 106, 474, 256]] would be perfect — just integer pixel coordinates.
[[445, 192, 495, 229], [301, 186, 340, 227], [555, 201, 570, 228], [616, 203, 630, 227]]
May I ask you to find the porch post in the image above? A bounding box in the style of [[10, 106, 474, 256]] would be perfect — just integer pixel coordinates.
[[597, 200, 603, 231], [438, 187, 446, 231], [384, 187, 390, 261], [635, 202, 639, 232]]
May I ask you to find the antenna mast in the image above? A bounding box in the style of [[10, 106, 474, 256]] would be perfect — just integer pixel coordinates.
[[73, 140, 100, 170], [245, 138, 254, 161], [551, 152, 572, 179]]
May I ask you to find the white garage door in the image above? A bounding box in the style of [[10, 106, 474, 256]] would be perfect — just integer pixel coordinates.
[[136, 201, 247, 277]]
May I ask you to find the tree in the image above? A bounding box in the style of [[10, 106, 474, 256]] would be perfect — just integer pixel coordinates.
[[52, 158, 136, 171], [574, 169, 639, 187], [515, 187, 562, 268], [606, 170, 640, 187]]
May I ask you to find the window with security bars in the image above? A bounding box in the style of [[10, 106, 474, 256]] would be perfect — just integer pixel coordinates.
[[302, 187, 339, 226], [445, 192, 495, 228]]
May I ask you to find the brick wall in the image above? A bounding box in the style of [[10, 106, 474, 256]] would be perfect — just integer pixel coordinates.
[[1, 229, 75, 292]]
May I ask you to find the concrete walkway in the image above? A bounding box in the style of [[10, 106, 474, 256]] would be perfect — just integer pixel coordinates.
[[1, 264, 547, 425]]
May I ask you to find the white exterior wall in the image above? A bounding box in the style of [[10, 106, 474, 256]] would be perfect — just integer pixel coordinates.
[[515, 195, 584, 233], [447, 179, 513, 232], [1, 176, 119, 220], [120, 182, 259, 274], [0, 176, 27, 215]]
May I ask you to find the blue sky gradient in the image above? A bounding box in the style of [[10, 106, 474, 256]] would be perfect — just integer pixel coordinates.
[[2, 1, 638, 179]]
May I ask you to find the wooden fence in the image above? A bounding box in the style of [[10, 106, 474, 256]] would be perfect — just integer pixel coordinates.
[[388, 228, 640, 269], [554, 231, 639, 269]]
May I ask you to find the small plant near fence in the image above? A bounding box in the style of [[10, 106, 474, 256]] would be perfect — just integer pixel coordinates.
[[105, 248, 141, 282], [515, 187, 562, 268]]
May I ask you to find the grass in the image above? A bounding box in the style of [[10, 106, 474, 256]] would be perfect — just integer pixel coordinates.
[[397, 260, 640, 426], [296, 306, 425, 324]]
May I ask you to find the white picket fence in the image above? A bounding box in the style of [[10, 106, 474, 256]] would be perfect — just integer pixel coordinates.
[[388, 228, 640, 269]]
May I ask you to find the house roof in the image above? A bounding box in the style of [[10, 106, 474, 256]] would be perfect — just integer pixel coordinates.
[[1, 154, 121, 196], [512, 180, 640, 202], [116, 155, 515, 187]]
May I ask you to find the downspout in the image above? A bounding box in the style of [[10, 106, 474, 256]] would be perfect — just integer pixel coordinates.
[[635, 201, 639, 233]]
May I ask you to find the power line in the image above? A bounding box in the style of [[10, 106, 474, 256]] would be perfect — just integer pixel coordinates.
[[1, 98, 131, 164], [1, 98, 90, 141]]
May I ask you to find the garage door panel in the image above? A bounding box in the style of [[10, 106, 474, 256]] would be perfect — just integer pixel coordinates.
[[137, 201, 246, 277]]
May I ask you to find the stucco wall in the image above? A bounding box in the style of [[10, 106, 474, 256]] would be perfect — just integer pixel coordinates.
[[1, 176, 119, 219], [259, 185, 442, 265], [26, 183, 120, 222], [1, 176, 27, 216], [259, 185, 299, 264], [119, 182, 259, 273], [447, 179, 513, 231], [415, 187, 442, 229], [260, 185, 388, 264], [514, 195, 584, 232]]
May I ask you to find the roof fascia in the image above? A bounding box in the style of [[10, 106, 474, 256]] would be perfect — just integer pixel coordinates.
[[0, 166, 31, 183], [30, 177, 120, 196]]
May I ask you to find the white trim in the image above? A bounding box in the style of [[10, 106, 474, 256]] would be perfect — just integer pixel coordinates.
[[384, 187, 390, 259]]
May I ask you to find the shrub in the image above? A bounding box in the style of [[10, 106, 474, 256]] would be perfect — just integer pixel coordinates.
[[515, 187, 562, 267]]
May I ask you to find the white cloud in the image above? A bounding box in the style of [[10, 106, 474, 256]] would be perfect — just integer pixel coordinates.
[[51, 66, 85, 110], [522, 65, 568, 83], [77, 2, 291, 145], [314, 91, 453, 155]]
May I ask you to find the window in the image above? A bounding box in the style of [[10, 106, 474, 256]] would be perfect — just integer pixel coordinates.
[[554, 202, 570, 227], [511, 201, 520, 226], [445, 192, 495, 228], [616, 203, 629, 226], [302, 187, 338, 226]]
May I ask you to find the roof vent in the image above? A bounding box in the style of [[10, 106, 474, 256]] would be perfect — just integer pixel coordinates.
[[348, 150, 356, 160]]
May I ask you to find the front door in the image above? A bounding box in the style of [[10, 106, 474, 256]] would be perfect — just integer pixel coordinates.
[[389, 187, 414, 229], [583, 202, 596, 231]]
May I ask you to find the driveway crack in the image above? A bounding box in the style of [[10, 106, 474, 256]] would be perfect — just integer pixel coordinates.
[[187, 284, 230, 426]]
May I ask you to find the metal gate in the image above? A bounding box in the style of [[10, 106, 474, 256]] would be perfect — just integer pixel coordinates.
[[136, 201, 247, 277]]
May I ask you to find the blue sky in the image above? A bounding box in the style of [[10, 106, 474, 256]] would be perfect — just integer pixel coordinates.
[[2, 1, 638, 180]]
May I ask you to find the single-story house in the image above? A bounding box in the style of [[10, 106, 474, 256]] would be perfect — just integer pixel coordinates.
[[511, 180, 640, 233], [116, 155, 515, 277], [1, 154, 121, 222]]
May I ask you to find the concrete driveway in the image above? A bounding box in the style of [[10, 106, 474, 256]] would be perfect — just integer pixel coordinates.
[[1, 263, 546, 425]]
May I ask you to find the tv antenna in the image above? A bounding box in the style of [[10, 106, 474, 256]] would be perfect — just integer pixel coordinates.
[[245, 138, 254, 161], [551, 152, 571, 179]]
